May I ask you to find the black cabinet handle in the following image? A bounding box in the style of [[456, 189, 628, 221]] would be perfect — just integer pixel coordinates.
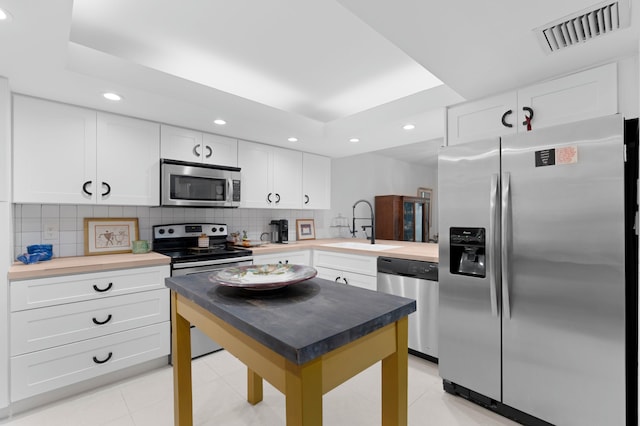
[[501, 110, 513, 128], [335, 276, 341, 282], [92, 314, 112, 325], [82, 181, 93, 196], [193, 144, 201, 157], [267, 192, 272, 203], [205, 145, 213, 158], [275, 193, 281, 203], [93, 352, 113, 364], [343, 278, 349, 285], [93, 282, 113, 293], [522, 107, 534, 126], [304, 195, 310, 205], [101, 182, 111, 197]]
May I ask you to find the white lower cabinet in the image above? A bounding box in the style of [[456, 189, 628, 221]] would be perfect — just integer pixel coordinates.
[[9, 265, 170, 402], [11, 289, 169, 355], [312, 250, 377, 291], [315, 266, 377, 291], [11, 266, 168, 311], [11, 323, 169, 401], [253, 250, 311, 266]]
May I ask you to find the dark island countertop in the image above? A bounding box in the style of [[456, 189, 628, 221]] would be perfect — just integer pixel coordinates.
[[166, 273, 416, 365]]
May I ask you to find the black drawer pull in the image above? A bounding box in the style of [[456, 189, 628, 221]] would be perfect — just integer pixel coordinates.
[[92, 314, 112, 325], [93, 282, 113, 293], [93, 352, 113, 364]]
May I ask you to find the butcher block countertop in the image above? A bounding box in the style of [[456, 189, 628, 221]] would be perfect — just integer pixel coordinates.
[[8, 252, 171, 281], [251, 238, 439, 263], [7, 239, 436, 281]]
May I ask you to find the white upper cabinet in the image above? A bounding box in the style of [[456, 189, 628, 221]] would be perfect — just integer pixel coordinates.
[[13, 95, 160, 205], [238, 140, 302, 209], [302, 153, 331, 210], [447, 63, 618, 145], [14, 96, 98, 204], [515, 63, 618, 131], [97, 112, 160, 206], [160, 124, 237, 167], [447, 92, 517, 145]]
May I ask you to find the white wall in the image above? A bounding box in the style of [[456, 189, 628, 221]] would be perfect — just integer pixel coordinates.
[[619, 54, 639, 119], [324, 151, 438, 240], [0, 76, 11, 416]]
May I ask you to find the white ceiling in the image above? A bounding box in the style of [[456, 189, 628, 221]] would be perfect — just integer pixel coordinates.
[[0, 0, 638, 161]]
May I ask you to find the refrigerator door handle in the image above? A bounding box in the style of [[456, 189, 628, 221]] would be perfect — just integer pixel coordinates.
[[489, 173, 500, 317], [501, 171, 512, 319]]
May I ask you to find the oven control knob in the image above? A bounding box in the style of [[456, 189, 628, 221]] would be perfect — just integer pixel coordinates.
[[158, 229, 165, 235], [218, 227, 224, 232], [168, 229, 174, 234]]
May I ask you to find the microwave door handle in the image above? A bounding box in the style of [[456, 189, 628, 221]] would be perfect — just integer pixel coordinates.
[[227, 178, 232, 203]]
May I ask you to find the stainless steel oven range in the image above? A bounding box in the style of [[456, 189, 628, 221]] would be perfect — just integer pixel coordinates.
[[153, 222, 253, 359]]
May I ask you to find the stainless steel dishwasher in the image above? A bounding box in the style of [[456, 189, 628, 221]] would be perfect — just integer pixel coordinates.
[[377, 256, 438, 362]]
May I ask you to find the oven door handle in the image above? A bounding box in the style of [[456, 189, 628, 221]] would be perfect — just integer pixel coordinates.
[[171, 256, 254, 269]]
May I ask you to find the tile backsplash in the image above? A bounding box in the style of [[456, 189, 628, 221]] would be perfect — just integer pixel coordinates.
[[13, 204, 333, 259]]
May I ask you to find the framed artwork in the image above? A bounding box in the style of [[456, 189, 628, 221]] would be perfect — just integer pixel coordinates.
[[296, 219, 316, 241], [84, 217, 139, 256]]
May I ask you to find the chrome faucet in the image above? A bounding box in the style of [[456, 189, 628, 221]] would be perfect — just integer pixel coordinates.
[[352, 199, 375, 244]]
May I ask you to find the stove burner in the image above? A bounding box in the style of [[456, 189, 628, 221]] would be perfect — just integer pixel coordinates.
[[152, 222, 252, 264]]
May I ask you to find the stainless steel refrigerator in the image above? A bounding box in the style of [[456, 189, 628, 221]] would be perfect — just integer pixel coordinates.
[[438, 114, 637, 426]]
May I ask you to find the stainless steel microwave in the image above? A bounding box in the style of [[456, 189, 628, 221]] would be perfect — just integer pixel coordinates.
[[161, 159, 241, 207]]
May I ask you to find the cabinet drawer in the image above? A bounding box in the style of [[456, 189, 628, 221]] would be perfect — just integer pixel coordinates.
[[315, 266, 377, 291], [11, 322, 170, 401], [11, 266, 169, 311], [11, 289, 169, 356], [313, 251, 377, 276], [253, 250, 311, 266]]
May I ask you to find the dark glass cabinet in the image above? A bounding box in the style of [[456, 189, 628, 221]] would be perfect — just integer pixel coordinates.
[[375, 195, 429, 242]]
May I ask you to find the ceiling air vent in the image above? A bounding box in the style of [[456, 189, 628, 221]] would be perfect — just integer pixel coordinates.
[[534, 0, 631, 53]]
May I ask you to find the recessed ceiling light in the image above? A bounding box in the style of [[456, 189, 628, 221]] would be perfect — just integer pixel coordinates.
[[103, 92, 122, 101], [213, 119, 226, 125], [0, 8, 12, 21], [287, 137, 298, 142], [349, 138, 360, 143], [403, 124, 416, 130]]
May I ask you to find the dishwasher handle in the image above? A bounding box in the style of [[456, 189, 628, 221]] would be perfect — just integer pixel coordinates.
[[377, 257, 438, 281]]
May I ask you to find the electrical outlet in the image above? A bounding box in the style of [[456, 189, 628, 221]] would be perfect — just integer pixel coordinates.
[[43, 222, 59, 240]]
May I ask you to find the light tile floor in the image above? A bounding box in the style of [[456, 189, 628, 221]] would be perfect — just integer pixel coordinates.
[[0, 351, 518, 425]]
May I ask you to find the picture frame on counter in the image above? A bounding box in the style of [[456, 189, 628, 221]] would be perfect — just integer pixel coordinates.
[[296, 219, 316, 241], [84, 217, 139, 255]]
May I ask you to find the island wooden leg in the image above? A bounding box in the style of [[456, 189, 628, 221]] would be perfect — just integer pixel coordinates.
[[247, 368, 263, 405], [381, 317, 409, 426], [285, 358, 322, 426], [171, 292, 193, 426]]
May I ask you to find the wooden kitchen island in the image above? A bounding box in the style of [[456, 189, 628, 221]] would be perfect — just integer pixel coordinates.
[[166, 273, 416, 426]]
